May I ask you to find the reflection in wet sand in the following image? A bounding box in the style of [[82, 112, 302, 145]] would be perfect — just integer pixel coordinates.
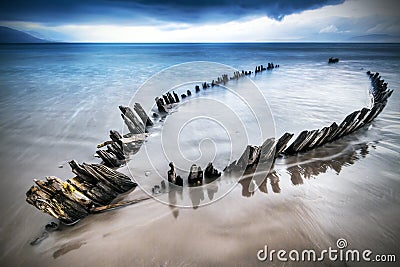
[[235, 138, 374, 198], [153, 137, 376, 213], [156, 174, 221, 214], [52, 241, 86, 259], [206, 185, 217, 200], [168, 185, 183, 218], [157, 138, 375, 215], [283, 141, 372, 186]]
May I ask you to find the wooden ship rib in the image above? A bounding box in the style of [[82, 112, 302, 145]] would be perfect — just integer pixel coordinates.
[[26, 61, 393, 224]]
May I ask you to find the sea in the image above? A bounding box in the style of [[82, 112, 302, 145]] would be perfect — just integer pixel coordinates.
[[0, 43, 399, 266]]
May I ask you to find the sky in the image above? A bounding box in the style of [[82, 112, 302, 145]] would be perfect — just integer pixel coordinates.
[[0, 0, 399, 42]]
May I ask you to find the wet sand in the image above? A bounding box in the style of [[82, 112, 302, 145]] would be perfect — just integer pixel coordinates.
[[11, 118, 399, 267], [0, 43, 399, 266], [21, 160, 400, 266]]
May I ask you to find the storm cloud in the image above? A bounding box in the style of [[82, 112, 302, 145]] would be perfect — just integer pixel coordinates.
[[0, 0, 345, 25]]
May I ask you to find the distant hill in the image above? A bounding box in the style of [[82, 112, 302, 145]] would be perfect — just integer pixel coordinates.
[[348, 34, 400, 43], [0, 26, 49, 43]]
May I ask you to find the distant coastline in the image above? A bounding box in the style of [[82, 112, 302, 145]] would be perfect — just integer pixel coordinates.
[[1, 26, 400, 44], [0, 26, 51, 43]]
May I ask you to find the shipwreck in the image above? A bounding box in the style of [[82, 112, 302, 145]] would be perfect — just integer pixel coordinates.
[[26, 61, 393, 225]]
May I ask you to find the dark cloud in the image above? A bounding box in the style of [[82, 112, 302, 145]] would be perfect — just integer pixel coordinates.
[[0, 0, 345, 25]]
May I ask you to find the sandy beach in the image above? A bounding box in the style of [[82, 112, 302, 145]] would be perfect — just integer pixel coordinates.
[[0, 43, 399, 266]]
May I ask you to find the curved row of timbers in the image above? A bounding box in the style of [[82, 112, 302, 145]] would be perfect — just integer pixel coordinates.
[[26, 63, 393, 224]]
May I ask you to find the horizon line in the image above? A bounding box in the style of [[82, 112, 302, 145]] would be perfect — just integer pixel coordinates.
[[1, 41, 400, 44]]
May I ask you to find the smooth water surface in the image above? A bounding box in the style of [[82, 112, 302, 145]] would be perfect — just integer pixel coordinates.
[[0, 43, 399, 266]]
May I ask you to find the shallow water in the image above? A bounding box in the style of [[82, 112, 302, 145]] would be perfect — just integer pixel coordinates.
[[0, 43, 399, 266]]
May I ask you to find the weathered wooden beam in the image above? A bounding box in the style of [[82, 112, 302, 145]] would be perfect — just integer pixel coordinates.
[[319, 122, 339, 145], [188, 164, 203, 185], [275, 133, 293, 156], [173, 91, 180, 103], [80, 163, 122, 193], [296, 129, 319, 152], [110, 130, 122, 143], [134, 102, 153, 127], [90, 197, 151, 213], [345, 107, 370, 134], [35, 176, 92, 209], [331, 110, 360, 140], [204, 162, 221, 179], [258, 138, 275, 164], [107, 143, 125, 160], [67, 177, 110, 206], [167, 162, 176, 184], [284, 130, 308, 154], [119, 105, 145, 134], [233, 145, 261, 171], [307, 127, 328, 149], [121, 113, 138, 134], [155, 97, 167, 113], [26, 185, 89, 224], [90, 163, 136, 192], [69, 160, 97, 184], [27, 160, 137, 224], [162, 94, 170, 105], [96, 150, 121, 167], [167, 92, 175, 104]]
